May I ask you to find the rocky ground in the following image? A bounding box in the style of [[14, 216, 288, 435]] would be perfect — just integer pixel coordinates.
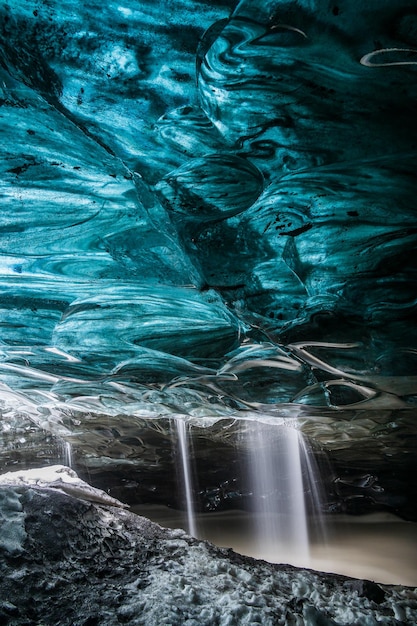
[[0, 467, 416, 625]]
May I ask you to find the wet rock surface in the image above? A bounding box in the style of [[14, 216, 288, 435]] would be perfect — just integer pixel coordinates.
[[1, 410, 416, 522]]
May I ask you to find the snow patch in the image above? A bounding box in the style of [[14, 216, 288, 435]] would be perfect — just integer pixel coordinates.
[[0, 465, 128, 508]]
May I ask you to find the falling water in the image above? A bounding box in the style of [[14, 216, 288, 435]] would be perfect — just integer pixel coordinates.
[[62, 440, 73, 468], [247, 420, 321, 567], [298, 435, 328, 544], [175, 418, 197, 537]]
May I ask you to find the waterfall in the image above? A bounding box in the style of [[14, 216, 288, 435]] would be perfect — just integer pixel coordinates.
[[298, 435, 328, 545], [62, 440, 73, 469], [174, 418, 197, 537], [247, 420, 325, 567]]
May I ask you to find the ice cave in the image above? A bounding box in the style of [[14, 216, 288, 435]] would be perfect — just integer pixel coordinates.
[[1, 0, 417, 623]]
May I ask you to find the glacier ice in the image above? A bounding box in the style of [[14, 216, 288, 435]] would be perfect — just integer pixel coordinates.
[[0, 0, 417, 531]]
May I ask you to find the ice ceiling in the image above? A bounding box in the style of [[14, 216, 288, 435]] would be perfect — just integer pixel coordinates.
[[0, 0, 416, 519]]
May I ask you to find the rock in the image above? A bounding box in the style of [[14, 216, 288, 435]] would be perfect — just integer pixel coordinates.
[[344, 579, 386, 605], [0, 478, 417, 625]]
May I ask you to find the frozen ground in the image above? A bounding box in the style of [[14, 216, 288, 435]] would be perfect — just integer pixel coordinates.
[[1, 467, 417, 625]]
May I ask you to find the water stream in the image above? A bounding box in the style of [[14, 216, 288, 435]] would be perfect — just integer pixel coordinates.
[[174, 418, 198, 537], [246, 421, 311, 566], [298, 434, 329, 544], [171, 417, 327, 560], [62, 440, 73, 469]]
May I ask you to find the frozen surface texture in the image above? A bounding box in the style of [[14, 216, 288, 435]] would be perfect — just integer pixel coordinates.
[[0, 464, 128, 508], [0, 0, 417, 519], [1, 480, 417, 626]]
